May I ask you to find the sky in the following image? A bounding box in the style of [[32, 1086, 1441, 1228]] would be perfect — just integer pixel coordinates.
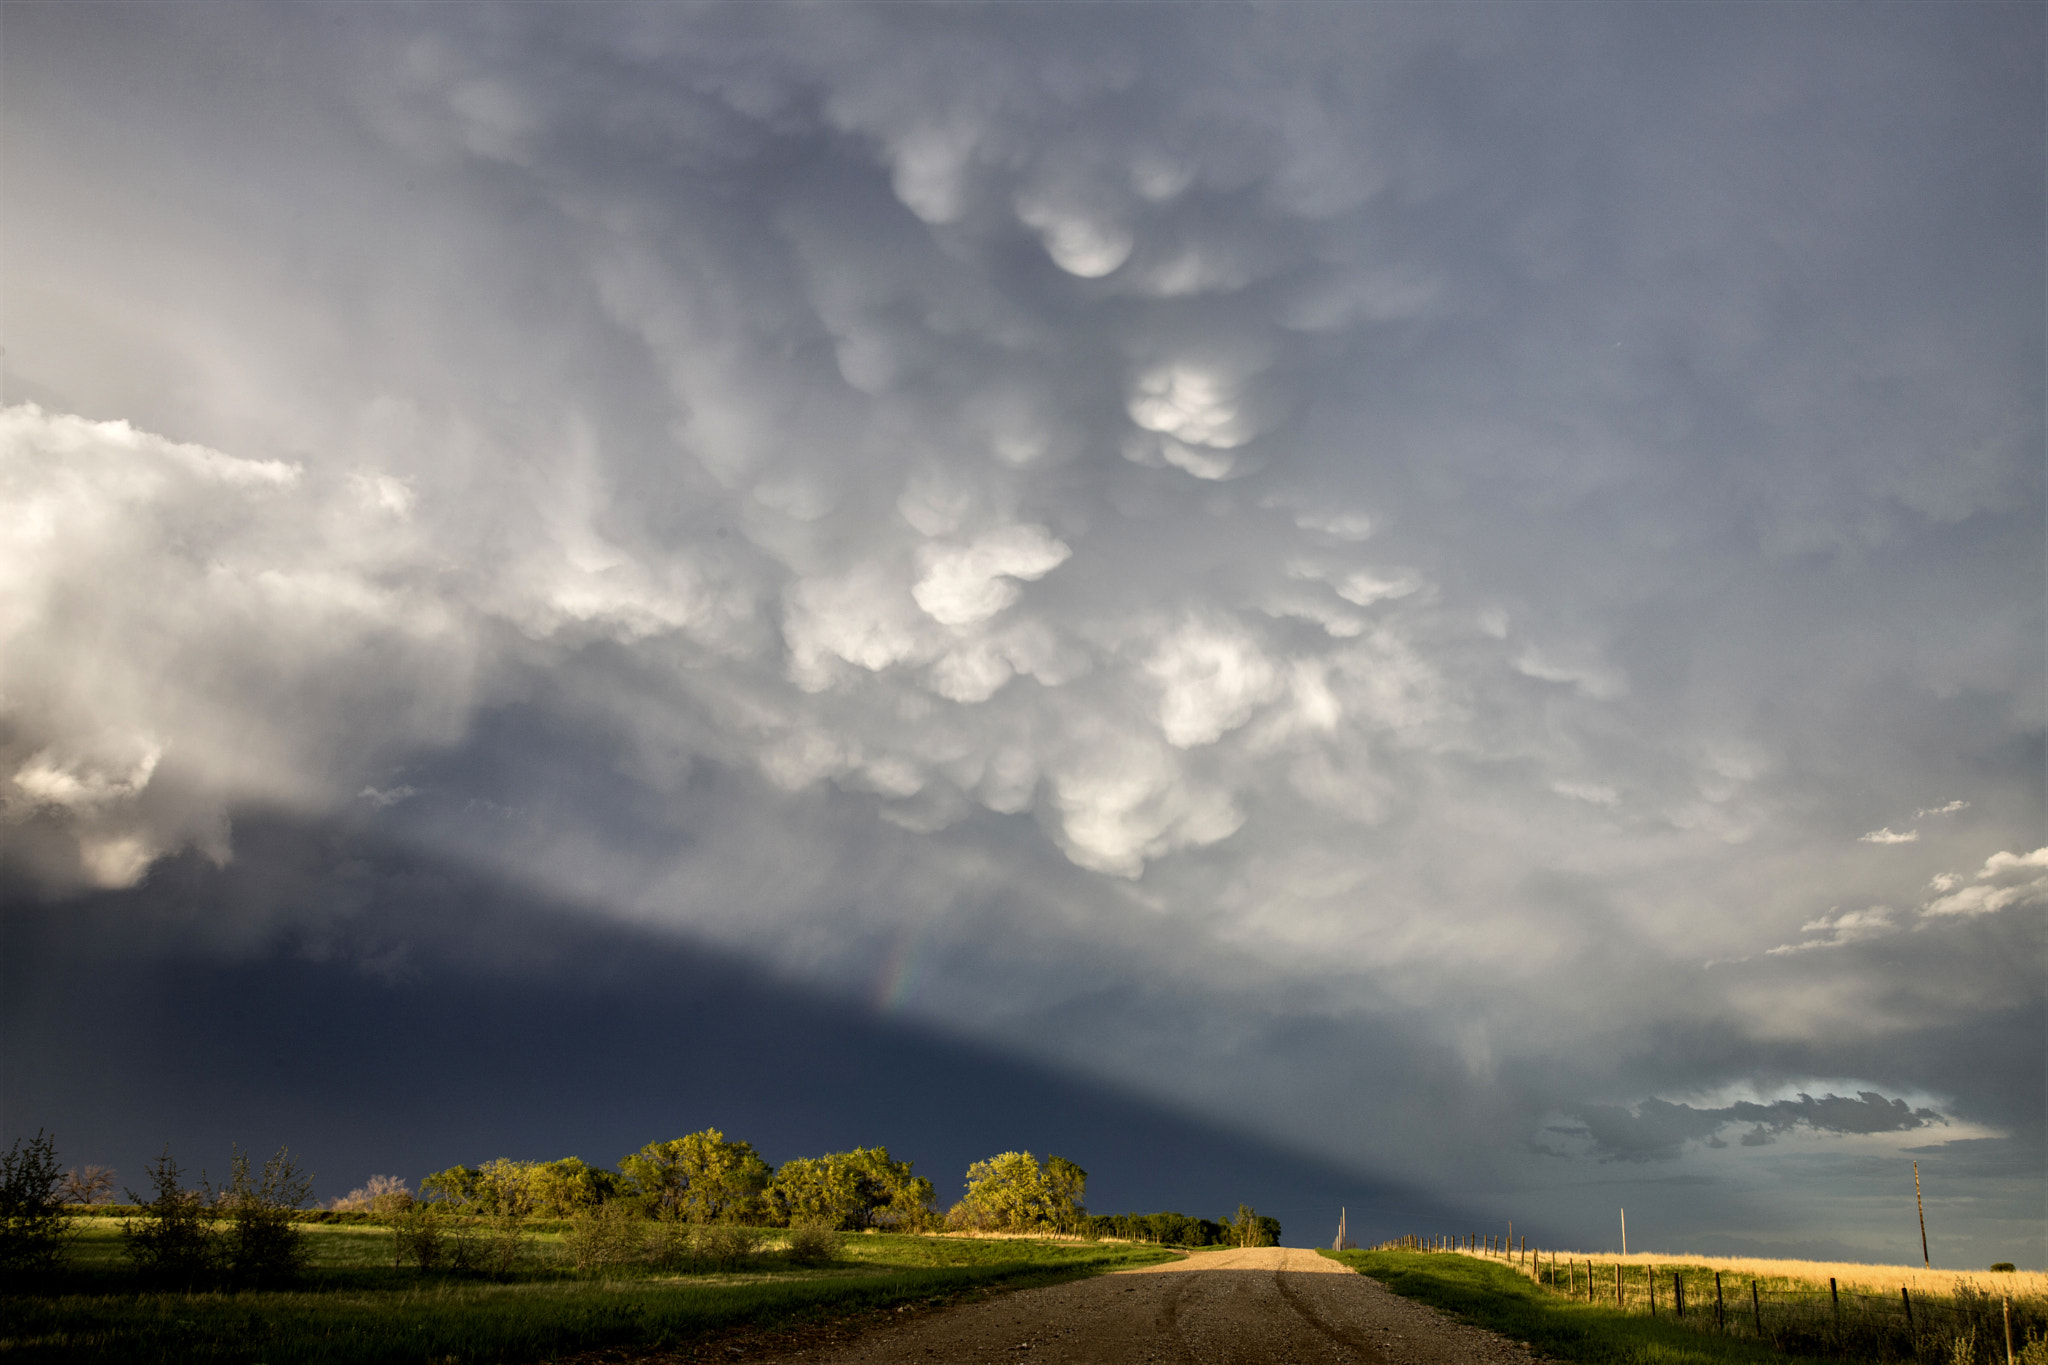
[[1, 2, 2041, 1263]]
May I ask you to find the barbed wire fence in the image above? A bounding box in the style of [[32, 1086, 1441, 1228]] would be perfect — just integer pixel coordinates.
[[1365, 1234, 2046, 1362]]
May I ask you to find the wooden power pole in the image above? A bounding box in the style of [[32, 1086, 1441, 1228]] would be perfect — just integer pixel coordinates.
[[1914, 1161, 1930, 1268]]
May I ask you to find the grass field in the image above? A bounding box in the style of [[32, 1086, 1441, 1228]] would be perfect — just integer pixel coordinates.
[[1330, 1248, 2048, 1365], [1326, 1249, 1813, 1364], [1, 1218, 1179, 1363]]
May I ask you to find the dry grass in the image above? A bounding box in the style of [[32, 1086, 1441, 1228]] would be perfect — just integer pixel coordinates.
[[1474, 1248, 2047, 1298]]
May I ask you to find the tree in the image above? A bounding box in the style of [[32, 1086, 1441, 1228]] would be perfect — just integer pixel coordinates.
[[58, 1165, 117, 1207], [121, 1147, 216, 1284], [957, 1152, 1086, 1234], [0, 1131, 72, 1272], [618, 1130, 770, 1224], [1227, 1204, 1279, 1248], [767, 1147, 935, 1231], [1043, 1156, 1088, 1234]]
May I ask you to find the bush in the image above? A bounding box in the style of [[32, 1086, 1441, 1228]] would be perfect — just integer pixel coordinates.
[[646, 1218, 692, 1271], [564, 1203, 644, 1271], [0, 1131, 72, 1272], [391, 1203, 448, 1271], [214, 1146, 312, 1288], [785, 1218, 841, 1266], [121, 1148, 216, 1284], [691, 1222, 761, 1271]]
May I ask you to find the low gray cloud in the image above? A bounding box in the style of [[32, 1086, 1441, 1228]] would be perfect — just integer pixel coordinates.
[[1559, 1092, 1948, 1163]]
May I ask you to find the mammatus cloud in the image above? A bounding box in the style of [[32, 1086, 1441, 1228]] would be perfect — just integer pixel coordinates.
[[1552, 1091, 1949, 1163], [1921, 848, 2048, 919]]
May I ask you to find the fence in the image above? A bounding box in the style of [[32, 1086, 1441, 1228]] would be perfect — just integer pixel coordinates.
[[1369, 1236, 2045, 1362]]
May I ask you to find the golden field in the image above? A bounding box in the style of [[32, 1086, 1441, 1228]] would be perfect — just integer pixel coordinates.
[[1472, 1248, 2046, 1298]]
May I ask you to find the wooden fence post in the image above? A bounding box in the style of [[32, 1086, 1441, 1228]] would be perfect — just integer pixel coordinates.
[[1675, 1271, 1684, 1319], [1615, 1261, 1623, 1310], [1649, 1265, 1657, 1317], [1715, 1271, 1724, 1332], [1752, 1279, 1762, 1337], [2005, 1296, 2014, 1365]]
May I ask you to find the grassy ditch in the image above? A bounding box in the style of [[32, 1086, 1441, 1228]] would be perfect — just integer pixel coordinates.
[[1323, 1249, 1819, 1364], [3, 1221, 1177, 1363]]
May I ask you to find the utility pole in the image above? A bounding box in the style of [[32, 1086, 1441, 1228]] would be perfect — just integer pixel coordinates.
[[1621, 1208, 1627, 1256], [1914, 1161, 1930, 1268]]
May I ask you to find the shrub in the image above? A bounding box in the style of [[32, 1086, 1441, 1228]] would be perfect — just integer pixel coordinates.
[[785, 1218, 841, 1266], [214, 1146, 312, 1288], [121, 1147, 216, 1284], [391, 1202, 448, 1271], [691, 1221, 760, 1271], [1992, 1262, 2017, 1272], [0, 1131, 72, 1272], [645, 1218, 692, 1271], [564, 1203, 644, 1271]]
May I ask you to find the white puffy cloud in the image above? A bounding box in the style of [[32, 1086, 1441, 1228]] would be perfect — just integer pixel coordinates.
[[1922, 848, 2048, 919], [1766, 906, 1897, 956], [911, 525, 1071, 627], [0, 404, 475, 886], [1859, 827, 1919, 845]]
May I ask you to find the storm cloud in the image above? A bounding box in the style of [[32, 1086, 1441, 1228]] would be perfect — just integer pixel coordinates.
[[2, 2, 2040, 1263]]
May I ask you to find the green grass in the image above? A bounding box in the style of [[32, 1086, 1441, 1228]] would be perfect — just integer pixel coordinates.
[[1322, 1250, 1822, 1364], [2, 1221, 1178, 1363]]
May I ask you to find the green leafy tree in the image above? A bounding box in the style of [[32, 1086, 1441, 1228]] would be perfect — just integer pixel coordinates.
[[957, 1151, 1086, 1233], [0, 1130, 72, 1272], [767, 1147, 934, 1231], [618, 1130, 770, 1224], [420, 1164, 484, 1209], [1043, 1156, 1088, 1234], [121, 1147, 216, 1284], [1227, 1204, 1279, 1248]]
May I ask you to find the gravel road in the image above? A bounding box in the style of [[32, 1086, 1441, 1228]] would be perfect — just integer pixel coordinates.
[[745, 1247, 1552, 1364]]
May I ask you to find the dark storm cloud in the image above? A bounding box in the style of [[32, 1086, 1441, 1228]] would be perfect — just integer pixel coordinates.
[[1, 1, 2040, 1261], [1558, 1092, 1947, 1164]]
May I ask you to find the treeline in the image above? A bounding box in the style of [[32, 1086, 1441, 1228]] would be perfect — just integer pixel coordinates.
[[405, 1133, 1083, 1235], [7, 1125, 1284, 1286], [1089, 1205, 1281, 1248]]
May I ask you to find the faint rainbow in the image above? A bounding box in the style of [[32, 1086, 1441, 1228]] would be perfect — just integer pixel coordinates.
[[873, 931, 932, 1015]]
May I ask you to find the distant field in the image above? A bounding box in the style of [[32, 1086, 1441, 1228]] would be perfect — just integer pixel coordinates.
[[2, 1219, 1180, 1364]]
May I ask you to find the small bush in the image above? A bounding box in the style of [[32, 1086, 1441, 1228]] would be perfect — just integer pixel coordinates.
[[391, 1202, 448, 1271], [645, 1218, 695, 1270], [785, 1218, 841, 1266], [214, 1145, 312, 1288], [1992, 1263, 2017, 1273], [121, 1148, 216, 1284], [564, 1203, 644, 1271], [0, 1131, 72, 1272], [692, 1222, 761, 1271]]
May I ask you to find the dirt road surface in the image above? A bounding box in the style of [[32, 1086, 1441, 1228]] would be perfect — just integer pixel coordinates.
[[748, 1247, 1551, 1364]]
